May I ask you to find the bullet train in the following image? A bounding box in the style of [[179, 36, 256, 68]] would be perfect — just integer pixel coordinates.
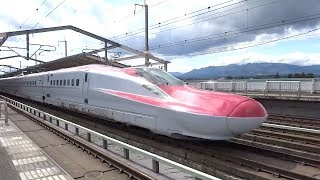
[[0, 64, 267, 140]]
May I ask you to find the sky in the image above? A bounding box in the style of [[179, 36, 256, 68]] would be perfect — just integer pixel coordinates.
[[0, 0, 320, 73]]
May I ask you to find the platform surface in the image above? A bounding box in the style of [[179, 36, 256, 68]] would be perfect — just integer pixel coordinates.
[[1, 107, 131, 180], [0, 117, 73, 180]]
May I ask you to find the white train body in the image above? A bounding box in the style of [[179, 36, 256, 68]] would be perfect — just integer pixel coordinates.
[[0, 64, 267, 140]]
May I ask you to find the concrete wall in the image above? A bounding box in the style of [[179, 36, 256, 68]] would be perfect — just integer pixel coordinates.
[[255, 98, 320, 119]]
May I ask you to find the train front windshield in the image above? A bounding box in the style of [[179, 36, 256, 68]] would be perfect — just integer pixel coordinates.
[[136, 68, 185, 86]]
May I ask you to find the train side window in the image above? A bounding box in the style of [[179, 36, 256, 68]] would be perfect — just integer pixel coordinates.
[[60, 80, 62, 86], [55, 80, 58, 86], [85, 73, 88, 82], [47, 76, 49, 82], [76, 79, 79, 86], [71, 79, 74, 86], [67, 79, 70, 86], [63, 80, 66, 86], [53, 80, 55, 85], [50, 80, 52, 85]]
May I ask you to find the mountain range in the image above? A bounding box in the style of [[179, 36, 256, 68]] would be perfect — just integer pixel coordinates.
[[171, 63, 320, 79]]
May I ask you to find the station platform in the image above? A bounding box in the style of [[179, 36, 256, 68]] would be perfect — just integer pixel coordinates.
[[1, 107, 130, 180], [0, 115, 73, 180]]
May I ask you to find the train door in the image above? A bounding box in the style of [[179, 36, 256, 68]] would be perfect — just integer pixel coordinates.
[[40, 74, 45, 102], [82, 72, 89, 104], [43, 73, 50, 103]]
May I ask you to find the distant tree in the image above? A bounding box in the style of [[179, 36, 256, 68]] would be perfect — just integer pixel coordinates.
[[293, 73, 300, 78], [226, 75, 233, 79], [306, 73, 315, 78], [274, 72, 280, 78], [288, 73, 293, 78]]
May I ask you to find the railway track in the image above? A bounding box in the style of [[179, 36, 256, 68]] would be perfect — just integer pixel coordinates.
[[267, 114, 320, 130], [2, 94, 320, 180]]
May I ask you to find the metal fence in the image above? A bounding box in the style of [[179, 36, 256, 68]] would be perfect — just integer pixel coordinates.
[[198, 78, 320, 97], [0, 95, 219, 180], [0, 101, 8, 125]]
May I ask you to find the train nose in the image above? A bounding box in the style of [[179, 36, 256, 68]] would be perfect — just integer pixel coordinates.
[[227, 100, 267, 135]]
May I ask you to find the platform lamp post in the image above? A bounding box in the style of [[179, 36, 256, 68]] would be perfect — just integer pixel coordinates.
[[134, 1, 149, 67], [58, 40, 68, 57]]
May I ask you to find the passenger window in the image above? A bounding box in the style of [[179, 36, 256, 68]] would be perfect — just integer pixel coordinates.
[[67, 79, 70, 86], [71, 79, 74, 86], [47, 76, 49, 82], [53, 80, 55, 85], [76, 79, 79, 86], [85, 73, 88, 82], [50, 80, 52, 85], [56, 80, 59, 86], [63, 80, 66, 86], [60, 80, 62, 86]]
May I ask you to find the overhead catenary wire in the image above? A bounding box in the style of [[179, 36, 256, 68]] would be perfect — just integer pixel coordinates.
[[31, 0, 67, 29], [17, 0, 48, 30], [115, 0, 170, 24], [148, 12, 320, 50], [186, 27, 320, 57], [111, 0, 242, 40], [117, 0, 280, 42]]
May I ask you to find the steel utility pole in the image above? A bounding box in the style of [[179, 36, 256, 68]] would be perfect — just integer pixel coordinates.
[[58, 40, 68, 57], [135, 1, 149, 67]]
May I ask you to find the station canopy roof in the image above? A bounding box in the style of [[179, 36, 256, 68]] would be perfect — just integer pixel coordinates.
[[0, 53, 129, 78]]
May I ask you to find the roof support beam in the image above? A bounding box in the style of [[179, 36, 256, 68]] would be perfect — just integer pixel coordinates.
[[0, 55, 21, 60], [1, 25, 169, 66]]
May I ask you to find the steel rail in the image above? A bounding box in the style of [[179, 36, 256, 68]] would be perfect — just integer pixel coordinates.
[[262, 122, 320, 135]]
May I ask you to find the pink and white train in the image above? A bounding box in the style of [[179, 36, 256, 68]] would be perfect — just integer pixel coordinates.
[[0, 64, 267, 140]]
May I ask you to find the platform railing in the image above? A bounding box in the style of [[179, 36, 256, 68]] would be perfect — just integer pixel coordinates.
[[264, 81, 301, 97], [200, 81, 248, 94], [200, 80, 310, 97], [0, 95, 220, 180], [0, 100, 8, 125]]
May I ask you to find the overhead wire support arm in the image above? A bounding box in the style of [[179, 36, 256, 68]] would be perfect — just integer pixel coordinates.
[[26, 33, 29, 60], [134, 2, 149, 67]]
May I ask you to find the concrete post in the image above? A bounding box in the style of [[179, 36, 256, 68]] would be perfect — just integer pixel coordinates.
[[152, 159, 159, 173], [311, 78, 315, 94], [4, 102, 8, 125], [103, 139, 108, 149], [123, 148, 129, 159]]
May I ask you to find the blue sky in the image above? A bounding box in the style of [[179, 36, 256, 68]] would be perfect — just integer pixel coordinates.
[[0, 0, 320, 73]]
